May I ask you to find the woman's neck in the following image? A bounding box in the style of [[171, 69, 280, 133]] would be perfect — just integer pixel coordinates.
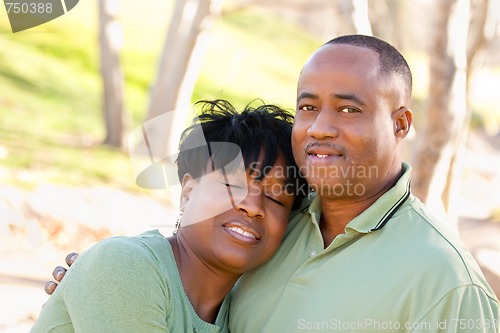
[[167, 236, 240, 324]]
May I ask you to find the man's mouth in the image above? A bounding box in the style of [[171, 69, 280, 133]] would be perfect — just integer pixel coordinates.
[[307, 152, 344, 160], [310, 153, 329, 159], [305, 143, 345, 160]]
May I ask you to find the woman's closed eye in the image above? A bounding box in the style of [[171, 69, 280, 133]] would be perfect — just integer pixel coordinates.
[[265, 195, 285, 206], [223, 183, 246, 189]]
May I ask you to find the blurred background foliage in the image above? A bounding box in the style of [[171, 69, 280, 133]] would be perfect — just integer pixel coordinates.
[[2, 3, 500, 329], [0, 1, 322, 190], [0, 0, 499, 209]]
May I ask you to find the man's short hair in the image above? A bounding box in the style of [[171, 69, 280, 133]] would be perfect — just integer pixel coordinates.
[[324, 34, 412, 102]]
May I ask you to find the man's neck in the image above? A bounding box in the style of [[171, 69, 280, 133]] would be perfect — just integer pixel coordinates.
[[319, 197, 376, 248], [319, 173, 400, 248]]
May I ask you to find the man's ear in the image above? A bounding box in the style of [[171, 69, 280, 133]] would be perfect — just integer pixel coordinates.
[[393, 107, 413, 139], [180, 173, 196, 210]]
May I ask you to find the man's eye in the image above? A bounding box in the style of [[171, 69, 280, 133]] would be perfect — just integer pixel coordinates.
[[339, 106, 360, 113], [299, 105, 317, 112]]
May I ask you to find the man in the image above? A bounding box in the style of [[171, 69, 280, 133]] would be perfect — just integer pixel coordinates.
[[46, 35, 499, 332], [229, 35, 499, 332]]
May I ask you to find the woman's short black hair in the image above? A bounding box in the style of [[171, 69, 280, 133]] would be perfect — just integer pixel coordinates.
[[176, 99, 308, 209]]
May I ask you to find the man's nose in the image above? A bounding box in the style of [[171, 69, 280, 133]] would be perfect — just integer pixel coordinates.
[[307, 109, 339, 139]]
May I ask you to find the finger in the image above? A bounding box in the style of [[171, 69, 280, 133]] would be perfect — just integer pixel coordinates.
[[52, 266, 67, 282], [44, 281, 57, 295], [65, 252, 79, 266]]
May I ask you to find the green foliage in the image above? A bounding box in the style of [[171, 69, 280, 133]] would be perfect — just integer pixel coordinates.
[[492, 207, 500, 223], [0, 3, 320, 190], [195, 7, 319, 110]]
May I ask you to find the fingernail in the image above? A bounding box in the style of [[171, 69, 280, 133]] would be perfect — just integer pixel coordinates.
[[45, 282, 54, 294]]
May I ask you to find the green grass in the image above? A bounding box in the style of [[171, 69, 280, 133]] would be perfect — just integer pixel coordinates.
[[0, 2, 321, 191], [3, 0, 500, 194], [194, 7, 319, 109]]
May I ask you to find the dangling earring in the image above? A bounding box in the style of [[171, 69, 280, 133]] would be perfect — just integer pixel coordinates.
[[173, 211, 183, 235]]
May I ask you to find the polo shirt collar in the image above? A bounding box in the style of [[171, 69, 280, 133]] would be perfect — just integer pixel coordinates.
[[307, 193, 323, 226], [306, 163, 412, 233]]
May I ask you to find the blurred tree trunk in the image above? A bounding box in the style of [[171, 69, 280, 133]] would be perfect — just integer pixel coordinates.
[[334, 0, 372, 35], [144, 0, 222, 158], [466, 0, 494, 87], [442, 0, 494, 224], [99, 0, 126, 148], [412, 0, 470, 230], [368, 0, 409, 50]]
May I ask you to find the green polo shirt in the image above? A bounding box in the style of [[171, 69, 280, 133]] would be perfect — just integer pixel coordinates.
[[230, 163, 499, 333]]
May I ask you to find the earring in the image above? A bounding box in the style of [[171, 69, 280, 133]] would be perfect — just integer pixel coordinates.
[[173, 211, 183, 235]]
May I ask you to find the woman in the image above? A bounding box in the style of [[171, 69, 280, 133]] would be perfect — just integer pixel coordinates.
[[31, 99, 307, 333]]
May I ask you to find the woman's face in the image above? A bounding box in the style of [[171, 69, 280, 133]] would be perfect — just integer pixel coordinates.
[[178, 154, 294, 274]]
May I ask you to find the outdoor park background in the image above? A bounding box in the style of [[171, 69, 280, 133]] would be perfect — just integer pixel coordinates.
[[1, 0, 500, 331]]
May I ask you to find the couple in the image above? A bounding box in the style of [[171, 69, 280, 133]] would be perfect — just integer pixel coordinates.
[[32, 35, 499, 333]]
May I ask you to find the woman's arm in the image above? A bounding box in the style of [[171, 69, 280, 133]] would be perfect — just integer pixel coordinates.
[[33, 237, 170, 332]]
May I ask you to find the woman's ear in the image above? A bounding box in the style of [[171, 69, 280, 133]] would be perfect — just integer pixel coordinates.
[[394, 107, 413, 139], [180, 173, 195, 210]]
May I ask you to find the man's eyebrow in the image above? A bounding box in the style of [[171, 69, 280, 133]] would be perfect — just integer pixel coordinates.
[[332, 93, 366, 106], [297, 92, 366, 106], [297, 92, 318, 101]]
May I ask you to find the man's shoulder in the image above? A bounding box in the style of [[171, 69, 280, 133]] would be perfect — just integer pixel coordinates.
[[390, 198, 497, 297]]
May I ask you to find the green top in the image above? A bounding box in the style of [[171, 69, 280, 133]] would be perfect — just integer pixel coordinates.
[[230, 163, 500, 333], [31, 230, 230, 333]]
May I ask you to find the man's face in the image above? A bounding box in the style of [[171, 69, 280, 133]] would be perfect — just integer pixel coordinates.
[[292, 44, 401, 200]]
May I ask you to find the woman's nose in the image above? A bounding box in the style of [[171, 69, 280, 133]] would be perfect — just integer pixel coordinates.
[[235, 186, 265, 219]]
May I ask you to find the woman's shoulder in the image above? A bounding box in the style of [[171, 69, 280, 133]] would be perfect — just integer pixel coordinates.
[[77, 229, 172, 270]]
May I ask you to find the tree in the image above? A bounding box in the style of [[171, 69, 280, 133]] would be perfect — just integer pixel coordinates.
[[138, 0, 375, 161], [144, 0, 222, 159], [466, 0, 495, 87], [412, 0, 497, 229], [443, 0, 496, 224], [334, 0, 372, 36], [368, 0, 410, 50], [98, 0, 126, 148], [412, 0, 471, 229]]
